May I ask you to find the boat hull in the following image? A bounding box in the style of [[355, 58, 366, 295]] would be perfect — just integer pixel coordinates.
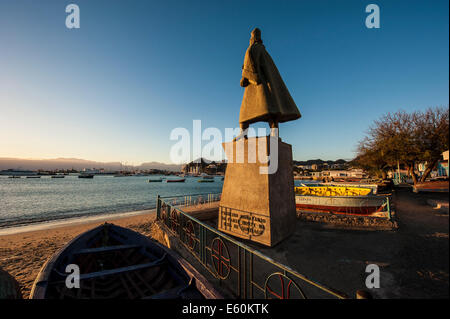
[[296, 195, 386, 215], [30, 223, 221, 299], [198, 179, 214, 183], [78, 174, 94, 179], [413, 180, 449, 193], [166, 179, 185, 183]]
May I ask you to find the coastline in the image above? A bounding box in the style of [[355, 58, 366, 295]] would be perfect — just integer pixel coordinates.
[[0, 208, 156, 236]]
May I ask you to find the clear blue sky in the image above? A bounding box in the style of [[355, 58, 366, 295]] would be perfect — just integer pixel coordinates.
[[0, 0, 448, 164]]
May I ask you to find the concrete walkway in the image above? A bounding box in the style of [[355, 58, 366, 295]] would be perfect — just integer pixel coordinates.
[[256, 187, 448, 298]]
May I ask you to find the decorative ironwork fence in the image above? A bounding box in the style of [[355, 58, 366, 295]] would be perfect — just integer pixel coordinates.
[[156, 193, 350, 299]]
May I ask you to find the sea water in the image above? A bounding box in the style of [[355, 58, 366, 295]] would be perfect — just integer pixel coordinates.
[[0, 175, 314, 228], [0, 175, 223, 228]]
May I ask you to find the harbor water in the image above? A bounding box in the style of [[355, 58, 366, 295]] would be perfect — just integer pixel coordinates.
[[0, 175, 223, 228]]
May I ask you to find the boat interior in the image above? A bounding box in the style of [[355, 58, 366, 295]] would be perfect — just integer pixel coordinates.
[[32, 224, 205, 299], [295, 186, 374, 197]]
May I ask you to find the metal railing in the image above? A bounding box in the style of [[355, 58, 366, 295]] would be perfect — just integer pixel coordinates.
[[156, 193, 350, 299], [161, 192, 221, 208]]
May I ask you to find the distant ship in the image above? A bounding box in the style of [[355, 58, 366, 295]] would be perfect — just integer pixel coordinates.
[[166, 178, 185, 183], [198, 176, 214, 183], [78, 173, 94, 179], [0, 169, 37, 176]]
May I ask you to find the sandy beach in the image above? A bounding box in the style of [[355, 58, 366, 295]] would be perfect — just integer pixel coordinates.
[[0, 210, 157, 298], [0, 201, 219, 299]]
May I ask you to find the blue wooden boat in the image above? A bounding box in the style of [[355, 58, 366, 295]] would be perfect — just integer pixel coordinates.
[[30, 223, 221, 299]]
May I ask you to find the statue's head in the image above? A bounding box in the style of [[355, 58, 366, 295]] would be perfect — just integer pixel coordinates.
[[250, 28, 262, 45]]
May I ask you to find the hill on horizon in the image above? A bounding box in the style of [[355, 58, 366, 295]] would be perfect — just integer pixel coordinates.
[[293, 159, 349, 166], [0, 157, 351, 171], [0, 157, 182, 172]]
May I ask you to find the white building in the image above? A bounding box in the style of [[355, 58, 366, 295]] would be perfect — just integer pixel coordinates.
[[320, 169, 364, 179]]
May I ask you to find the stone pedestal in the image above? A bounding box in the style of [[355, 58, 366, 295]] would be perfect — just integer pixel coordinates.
[[218, 136, 296, 247]]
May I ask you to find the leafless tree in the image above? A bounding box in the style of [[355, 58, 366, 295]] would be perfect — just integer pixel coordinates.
[[353, 107, 449, 184]]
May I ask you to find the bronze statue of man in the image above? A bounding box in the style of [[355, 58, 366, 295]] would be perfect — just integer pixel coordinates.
[[239, 28, 301, 132]]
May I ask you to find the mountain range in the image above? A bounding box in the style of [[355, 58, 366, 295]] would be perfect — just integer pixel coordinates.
[[0, 157, 182, 172], [293, 159, 348, 166], [0, 157, 350, 172]]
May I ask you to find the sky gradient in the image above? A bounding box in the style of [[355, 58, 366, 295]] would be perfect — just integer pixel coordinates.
[[0, 0, 448, 165]]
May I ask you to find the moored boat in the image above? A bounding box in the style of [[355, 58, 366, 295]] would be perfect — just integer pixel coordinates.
[[198, 180, 214, 183], [78, 173, 94, 179], [198, 176, 214, 183], [322, 182, 378, 194], [295, 186, 374, 196], [295, 194, 386, 215], [166, 178, 185, 183], [51, 175, 65, 179], [148, 178, 163, 182], [0, 169, 37, 176], [30, 223, 221, 299], [413, 179, 449, 193], [295, 186, 386, 215]]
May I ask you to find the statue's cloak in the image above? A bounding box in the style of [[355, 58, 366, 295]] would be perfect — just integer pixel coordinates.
[[239, 42, 301, 125]]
